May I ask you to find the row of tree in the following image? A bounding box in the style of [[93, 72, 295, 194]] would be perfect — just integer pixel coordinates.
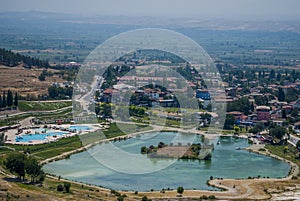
[[0, 48, 50, 68], [0, 90, 18, 108], [5, 152, 45, 183], [48, 86, 73, 99]]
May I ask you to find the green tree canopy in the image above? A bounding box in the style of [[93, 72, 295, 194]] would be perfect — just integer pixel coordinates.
[[25, 156, 43, 183], [0, 133, 4, 145], [14, 92, 18, 107], [270, 126, 286, 140], [64, 182, 71, 193], [224, 115, 235, 130], [177, 186, 184, 195], [5, 152, 26, 180], [277, 88, 285, 102], [7, 90, 13, 107], [227, 97, 252, 115]]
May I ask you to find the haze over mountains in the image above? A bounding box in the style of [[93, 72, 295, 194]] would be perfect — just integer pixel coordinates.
[[1, 11, 300, 32]]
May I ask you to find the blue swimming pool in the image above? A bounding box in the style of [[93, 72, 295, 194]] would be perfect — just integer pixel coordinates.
[[69, 125, 90, 131], [16, 131, 68, 142]]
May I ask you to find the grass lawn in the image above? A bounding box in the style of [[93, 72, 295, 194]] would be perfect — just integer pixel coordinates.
[[5, 136, 82, 161], [265, 144, 300, 170], [103, 122, 152, 139], [18, 101, 71, 111]]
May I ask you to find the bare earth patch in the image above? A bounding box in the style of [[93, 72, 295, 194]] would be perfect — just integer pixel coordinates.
[[156, 146, 192, 158], [0, 65, 65, 97]]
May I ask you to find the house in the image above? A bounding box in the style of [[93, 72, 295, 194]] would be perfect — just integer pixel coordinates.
[[227, 111, 244, 121], [294, 122, 300, 133], [100, 88, 115, 103], [144, 89, 159, 100], [225, 87, 237, 97], [282, 105, 293, 113], [272, 119, 284, 126], [196, 89, 211, 100], [292, 98, 300, 110], [256, 106, 271, 121], [159, 99, 177, 107]]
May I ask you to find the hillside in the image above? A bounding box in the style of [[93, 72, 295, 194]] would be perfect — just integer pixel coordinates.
[[0, 48, 50, 68], [0, 48, 76, 99], [0, 65, 66, 98]]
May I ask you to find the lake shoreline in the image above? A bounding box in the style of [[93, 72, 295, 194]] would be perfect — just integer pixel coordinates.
[[41, 127, 296, 200]]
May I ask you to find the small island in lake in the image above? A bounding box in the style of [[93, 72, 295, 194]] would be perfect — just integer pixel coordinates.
[[141, 142, 213, 160]]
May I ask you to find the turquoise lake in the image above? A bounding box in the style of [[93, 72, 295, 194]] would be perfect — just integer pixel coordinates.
[[43, 132, 291, 191]]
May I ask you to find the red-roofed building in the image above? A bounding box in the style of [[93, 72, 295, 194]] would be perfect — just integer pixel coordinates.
[[256, 106, 271, 121]]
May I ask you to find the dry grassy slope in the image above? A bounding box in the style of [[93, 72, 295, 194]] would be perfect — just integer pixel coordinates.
[[0, 65, 66, 97]]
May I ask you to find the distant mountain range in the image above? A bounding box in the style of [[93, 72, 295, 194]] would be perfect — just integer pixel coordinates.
[[1, 11, 300, 32]]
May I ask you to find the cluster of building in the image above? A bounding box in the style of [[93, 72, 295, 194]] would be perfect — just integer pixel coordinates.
[[97, 83, 179, 107]]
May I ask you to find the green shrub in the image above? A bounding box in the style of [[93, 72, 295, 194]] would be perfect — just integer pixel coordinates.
[[57, 184, 64, 192]]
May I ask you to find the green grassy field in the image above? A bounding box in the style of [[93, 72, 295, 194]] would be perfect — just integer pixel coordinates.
[[18, 101, 71, 111], [5, 136, 82, 161], [103, 123, 152, 139], [265, 144, 300, 171]]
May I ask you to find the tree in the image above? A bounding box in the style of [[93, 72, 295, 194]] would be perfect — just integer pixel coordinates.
[[224, 115, 235, 130], [7, 90, 13, 107], [14, 92, 18, 107], [0, 132, 4, 145], [269, 126, 286, 140], [249, 123, 264, 134], [177, 186, 184, 195], [227, 97, 251, 115], [254, 96, 268, 106], [38, 70, 46, 81], [234, 126, 240, 134], [277, 88, 285, 102], [64, 182, 71, 193], [117, 196, 125, 201], [296, 140, 300, 151], [38, 170, 46, 184], [282, 109, 287, 119], [142, 196, 148, 201], [25, 157, 42, 183], [57, 184, 64, 192], [291, 109, 298, 117], [5, 153, 26, 180], [276, 72, 282, 81], [269, 70, 275, 79], [283, 146, 288, 154]]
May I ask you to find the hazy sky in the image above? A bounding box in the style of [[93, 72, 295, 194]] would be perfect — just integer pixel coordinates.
[[1, 0, 300, 20]]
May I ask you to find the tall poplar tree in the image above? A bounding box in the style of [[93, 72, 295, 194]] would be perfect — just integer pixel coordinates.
[[278, 87, 285, 102], [14, 92, 18, 107], [7, 90, 13, 107]]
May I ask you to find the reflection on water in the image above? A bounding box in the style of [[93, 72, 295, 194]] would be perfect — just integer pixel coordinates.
[[44, 132, 291, 191]]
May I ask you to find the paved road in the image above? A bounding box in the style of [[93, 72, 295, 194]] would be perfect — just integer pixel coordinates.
[[75, 75, 101, 115]]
